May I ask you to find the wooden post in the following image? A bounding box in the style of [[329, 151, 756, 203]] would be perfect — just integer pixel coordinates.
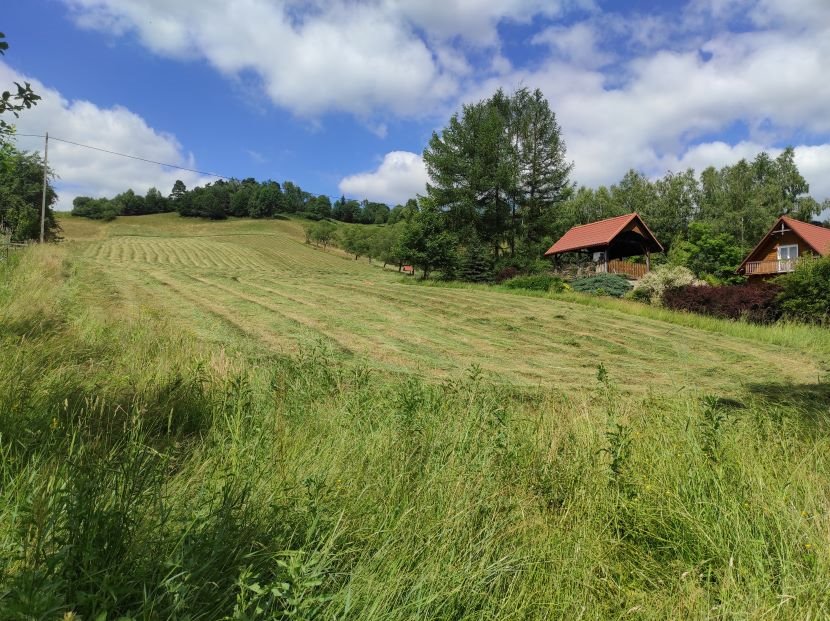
[[40, 132, 49, 243]]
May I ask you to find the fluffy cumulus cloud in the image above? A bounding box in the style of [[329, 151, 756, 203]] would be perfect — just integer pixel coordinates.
[[61, 0, 583, 119], [1, 62, 210, 210], [339, 151, 428, 205], [474, 0, 830, 198]]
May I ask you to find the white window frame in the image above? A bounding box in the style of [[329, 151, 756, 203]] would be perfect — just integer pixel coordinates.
[[777, 244, 798, 261], [777, 244, 799, 272]]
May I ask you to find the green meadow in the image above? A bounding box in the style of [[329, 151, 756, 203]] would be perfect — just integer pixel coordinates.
[[1, 213, 829, 619]]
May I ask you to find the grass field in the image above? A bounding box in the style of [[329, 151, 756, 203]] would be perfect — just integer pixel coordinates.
[[59, 213, 828, 391], [1, 213, 829, 619]]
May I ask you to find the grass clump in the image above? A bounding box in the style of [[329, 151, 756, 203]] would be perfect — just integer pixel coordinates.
[[502, 273, 567, 292]]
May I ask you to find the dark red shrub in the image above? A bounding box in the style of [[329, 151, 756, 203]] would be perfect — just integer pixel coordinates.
[[663, 282, 782, 323], [495, 266, 520, 283]]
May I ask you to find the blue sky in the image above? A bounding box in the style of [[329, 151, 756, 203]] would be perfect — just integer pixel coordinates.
[[3, 0, 830, 210]]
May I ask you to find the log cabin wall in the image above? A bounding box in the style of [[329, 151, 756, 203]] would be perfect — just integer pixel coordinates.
[[752, 230, 812, 262]]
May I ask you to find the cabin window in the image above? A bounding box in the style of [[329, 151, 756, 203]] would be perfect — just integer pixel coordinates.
[[777, 244, 798, 272], [777, 245, 798, 261]]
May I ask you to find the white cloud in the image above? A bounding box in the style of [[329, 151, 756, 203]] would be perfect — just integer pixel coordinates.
[[62, 0, 587, 120], [531, 23, 613, 68], [468, 5, 830, 198], [339, 151, 427, 204], [1, 62, 210, 210]]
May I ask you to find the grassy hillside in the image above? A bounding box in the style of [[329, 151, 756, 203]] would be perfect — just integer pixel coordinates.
[[1, 214, 828, 619], [58, 213, 827, 390]]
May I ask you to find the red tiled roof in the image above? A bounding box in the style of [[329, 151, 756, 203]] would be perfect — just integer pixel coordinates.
[[738, 215, 830, 272], [544, 213, 662, 255], [783, 216, 830, 256]]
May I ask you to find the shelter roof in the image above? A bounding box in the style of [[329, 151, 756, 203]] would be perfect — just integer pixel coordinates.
[[544, 213, 662, 256]]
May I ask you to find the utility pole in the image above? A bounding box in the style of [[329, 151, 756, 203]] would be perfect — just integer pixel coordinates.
[[40, 132, 49, 243]]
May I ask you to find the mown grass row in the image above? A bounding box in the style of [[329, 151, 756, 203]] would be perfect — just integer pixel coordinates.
[[115, 260, 822, 391], [415, 278, 830, 367], [1, 245, 830, 619]]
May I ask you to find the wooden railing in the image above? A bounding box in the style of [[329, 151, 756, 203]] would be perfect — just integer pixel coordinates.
[[557, 259, 649, 280], [603, 259, 649, 279], [744, 258, 800, 276], [1, 241, 28, 261]]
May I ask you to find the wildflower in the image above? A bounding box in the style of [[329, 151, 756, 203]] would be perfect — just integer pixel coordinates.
[[50, 417, 59, 430], [804, 543, 812, 550]]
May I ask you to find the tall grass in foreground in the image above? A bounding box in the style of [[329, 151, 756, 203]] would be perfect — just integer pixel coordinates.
[[1, 246, 829, 619]]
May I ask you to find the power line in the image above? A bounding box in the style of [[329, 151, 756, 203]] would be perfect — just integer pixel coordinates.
[[12, 132, 370, 204], [14, 133, 231, 180]]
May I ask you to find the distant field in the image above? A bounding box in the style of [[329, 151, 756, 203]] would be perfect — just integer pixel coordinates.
[[58, 212, 825, 391]]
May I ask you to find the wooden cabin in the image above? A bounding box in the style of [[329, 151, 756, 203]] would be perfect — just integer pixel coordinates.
[[737, 216, 830, 279], [544, 213, 663, 279]]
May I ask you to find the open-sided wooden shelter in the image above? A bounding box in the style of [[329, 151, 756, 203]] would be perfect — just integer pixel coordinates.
[[544, 213, 663, 278], [737, 215, 830, 279]]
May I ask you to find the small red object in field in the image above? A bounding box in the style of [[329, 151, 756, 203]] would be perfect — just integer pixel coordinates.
[[402, 265, 414, 274]]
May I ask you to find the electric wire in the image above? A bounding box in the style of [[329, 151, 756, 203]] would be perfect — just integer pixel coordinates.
[[12, 132, 367, 203]]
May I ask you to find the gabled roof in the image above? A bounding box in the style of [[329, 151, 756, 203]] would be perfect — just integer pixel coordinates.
[[784, 216, 830, 256], [737, 215, 830, 272], [544, 213, 663, 256]]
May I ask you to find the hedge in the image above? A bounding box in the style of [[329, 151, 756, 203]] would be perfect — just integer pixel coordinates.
[[503, 274, 568, 292], [663, 283, 782, 323]]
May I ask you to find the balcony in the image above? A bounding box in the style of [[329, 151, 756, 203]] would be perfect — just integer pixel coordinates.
[[555, 258, 649, 280], [744, 258, 800, 276], [597, 259, 649, 279]]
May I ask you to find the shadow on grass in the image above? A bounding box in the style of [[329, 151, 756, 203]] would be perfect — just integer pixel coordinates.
[[745, 381, 830, 431]]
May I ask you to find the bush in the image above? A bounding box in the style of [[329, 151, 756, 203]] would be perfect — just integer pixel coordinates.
[[631, 265, 702, 305], [776, 256, 830, 324], [503, 274, 567, 293], [570, 274, 632, 297], [668, 222, 745, 283], [494, 266, 520, 283], [663, 283, 782, 323], [459, 239, 493, 283]]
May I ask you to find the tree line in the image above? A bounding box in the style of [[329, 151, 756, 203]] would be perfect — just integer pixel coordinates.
[[71, 177, 408, 225], [559, 149, 826, 251]]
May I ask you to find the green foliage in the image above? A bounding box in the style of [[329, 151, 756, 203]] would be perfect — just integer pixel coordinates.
[[72, 186, 173, 221], [502, 274, 566, 292], [423, 87, 572, 258], [776, 255, 830, 323], [669, 222, 745, 283], [570, 273, 632, 297], [396, 204, 459, 279], [0, 142, 59, 240], [630, 265, 702, 305], [309, 221, 336, 248], [0, 33, 41, 140], [459, 238, 493, 283], [71, 196, 119, 221], [75, 178, 390, 225], [338, 226, 372, 258], [557, 147, 823, 256]]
